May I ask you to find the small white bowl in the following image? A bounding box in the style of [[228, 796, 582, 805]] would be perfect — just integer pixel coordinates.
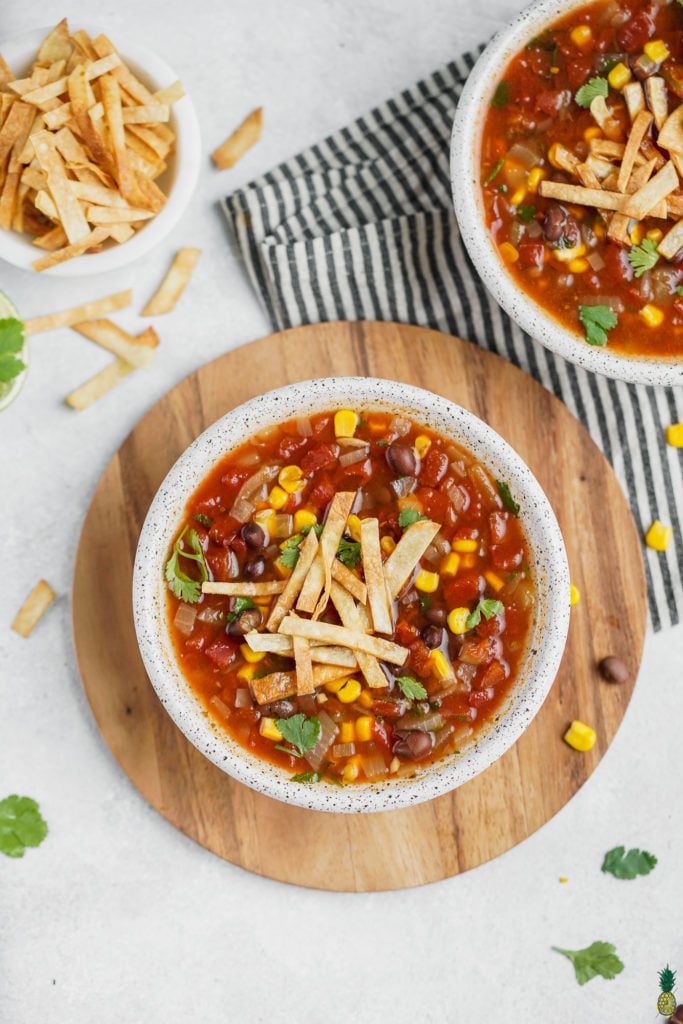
[[0, 25, 201, 277], [133, 378, 570, 814], [451, 0, 683, 388]]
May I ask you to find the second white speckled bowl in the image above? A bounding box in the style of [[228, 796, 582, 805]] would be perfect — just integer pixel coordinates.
[[451, 0, 683, 387], [133, 377, 570, 813]]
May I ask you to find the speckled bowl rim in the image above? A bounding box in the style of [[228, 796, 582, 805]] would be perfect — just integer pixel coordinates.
[[450, 0, 683, 388], [133, 377, 570, 814], [0, 25, 201, 277]]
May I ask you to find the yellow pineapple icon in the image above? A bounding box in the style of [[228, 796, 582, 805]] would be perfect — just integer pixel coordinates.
[[658, 966, 677, 1017]]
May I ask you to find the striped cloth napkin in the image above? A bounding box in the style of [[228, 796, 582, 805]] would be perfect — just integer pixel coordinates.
[[222, 51, 683, 631]]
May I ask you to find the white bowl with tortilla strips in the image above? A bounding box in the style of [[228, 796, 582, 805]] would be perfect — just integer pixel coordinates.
[[133, 377, 570, 814], [451, 0, 683, 387], [0, 23, 200, 277]]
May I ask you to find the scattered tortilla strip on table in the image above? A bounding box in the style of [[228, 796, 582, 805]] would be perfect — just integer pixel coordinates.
[[65, 356, 134, 410], [211, 107, 263, 170], [11, 580, 57, 638], [24, 289, 133, 333], [71, 320, 159, 368], [141, 247, 201, 316]]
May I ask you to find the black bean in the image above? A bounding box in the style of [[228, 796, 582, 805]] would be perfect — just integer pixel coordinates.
[[386, 443, 417, 477], [243, 556, 265, 580], [226, 607, 262, 637], [424, 605, 447, 626], [543, 205, 581, 248], [261, 700, 297, 719], [421, 624, 443, 649], [241, 522, 265, 550], [393, 729, 434, 761], [598, 655, 630, 684]]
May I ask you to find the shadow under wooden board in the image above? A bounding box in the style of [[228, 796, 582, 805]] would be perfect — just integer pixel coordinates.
[[72, 321, 647, 892]]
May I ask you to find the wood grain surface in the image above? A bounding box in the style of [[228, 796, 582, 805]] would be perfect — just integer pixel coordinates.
[[72, 322, 647, 891]]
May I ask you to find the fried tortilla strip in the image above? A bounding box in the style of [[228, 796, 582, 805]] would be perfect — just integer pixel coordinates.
[[244, 631, 358, 667], [278, 614, 408, 666], [85, 204, 155, 223], [657, 217, 683, 259], [383, 519, 440, 600], [31, 225, 111, 270], [619, 160, 678, 219], [293, 635, 315, 696], [24, 289, 133, 333], [657, 105, 683, 154], [539, 180, 623, 211], [31, 129, 90, 243], [71, 320, 159, 368], [212, 107, 263, 170], [329, 582, 388, 689], [202, 580, 286, 597], [359, 517, 393, 635], [121, 104, 170, 124], [154, 81, 185, 105], [644, 77, 668, 131], [100, 73, 136, 200], [65, 356, 134, 410], [36, 18, 72, 63], [92, 34, 155, 104], [142, 247, 201, 316], [331, 558, 366, 604], [617, 109, 652, 193], [251, 670, 296, 705], [267, 527, 319, 632], [32, 224, 68, 250], [296, 553, 324, 613], [622, 81, 646, 122], [67, 63, 109, 167], [0, 111, 36, 231], [11, 580, 57, 638], [311, 491, 356, 618], [0, 101, 35, 169]]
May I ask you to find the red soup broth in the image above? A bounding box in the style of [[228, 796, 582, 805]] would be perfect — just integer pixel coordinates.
[[165, 409, 535, 787], [480, 0, 683, 359]]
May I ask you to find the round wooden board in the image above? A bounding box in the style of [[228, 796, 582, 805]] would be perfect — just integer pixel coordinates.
[[72, 322, 646, 891]]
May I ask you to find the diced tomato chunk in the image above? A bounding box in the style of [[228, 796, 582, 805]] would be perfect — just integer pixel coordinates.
[[395, 619, 420, 645], [518, 241, 545, 270], [416, 486, 450, 522], [209, 514, 241, 547], [420, 449, 449, 487], [370, 699, 407, 720], [408, 638, 433, 678], [469, 687, 495, 708], [563, 52, 593, 90], [489, 511, 508, 544], [301, 443, 338, 476], [307, 471, 337, 509], [278, 435, 310, 461], [220, 466, 252, 491], [443, 572, 485, 607], [372, 719, 393, 752], [204, 637, 239, 669], [478, 660, 507, 689], [491, 544, 524, 571], [205, 548, 231, 581], [184, 624, 215, 652], [616, 7, 655, 51]]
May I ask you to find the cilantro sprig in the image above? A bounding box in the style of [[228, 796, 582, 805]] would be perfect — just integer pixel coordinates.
[[628, 238, 660, 278], [578, 304, 618, 347], [466, 598, 504, 629], [0, 318, 26, 385], [165, 526, 209, 603], [491, 81, 509, 108], [496, 480, 520, 516], [279, 524, 324, 569], [575, 76, 608, 108], [398, 507, 428, 530], [517, 204, 537, 223], [552, 941, 624, 985], [337, 537, 361, 569], [396, 676, 428, 700], [275, 713, 321, 757], [0, 795, 48, 858], [601, 845, 657, 879], [227, 597, 256, 622], [484, 157, 505, 186]]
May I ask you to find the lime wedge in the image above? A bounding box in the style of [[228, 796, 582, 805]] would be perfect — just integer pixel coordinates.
[[0, 290, 28, 412]]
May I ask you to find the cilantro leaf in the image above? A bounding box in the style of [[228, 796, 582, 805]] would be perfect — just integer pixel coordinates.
[[496, 480, 520, 515], [552, 941, 624, 985], [491, 81, 509, 108], [164, 527, 209, 603], [291, 770, 321, 784], [467, 598, 504, 629], [397, 676, 428, 700], [601, 845, 657, 879], [279, 534, 304, 568], [676, 285, 683, 296], [337, 537, 361, 569], [517, 204, 537, 223], [578, 304, 618, 347], [398, 507, 428, 530], [575, 76, 609, 108], [0, 795, 48, 858], [484, 157, 505, 186], [194, 513, 213, 528], [628, 238, 660, 278], [227, 597, 256, 622], [275, 713, 321, 757]]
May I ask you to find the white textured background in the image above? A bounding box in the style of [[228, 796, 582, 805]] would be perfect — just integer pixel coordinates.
[[1, 1, 681, 1021]]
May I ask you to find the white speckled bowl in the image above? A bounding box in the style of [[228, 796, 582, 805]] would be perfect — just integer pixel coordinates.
[[451, 0, 683, 388], [0, 25, 200, 277], [133, 377, 570, 813]]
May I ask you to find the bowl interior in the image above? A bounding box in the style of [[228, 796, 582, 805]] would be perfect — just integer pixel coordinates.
[[133, 377, 570, 813], [0, 24, 201, 277], [450, 0, 683, 387]]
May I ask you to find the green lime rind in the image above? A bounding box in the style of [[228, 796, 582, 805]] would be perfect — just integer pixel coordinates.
[[0, 290, 28, 412]]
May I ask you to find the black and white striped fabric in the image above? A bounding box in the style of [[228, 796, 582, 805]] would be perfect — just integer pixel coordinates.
[[223, 51, 683, 631]]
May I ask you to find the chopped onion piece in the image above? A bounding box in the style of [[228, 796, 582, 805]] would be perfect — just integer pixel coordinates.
[[209, 695, 231, 720], [234, 688, 252, 708], [295, 415, 313, 437], [443, 480, 470, 514], [271, 513, 293, 539], [455, 662, 477, 689], [173, 602, 197, 635], [395, 711, 444, 733], [360, 742, 388, 779], [304, 708, 338, 770], [339, 445, 370, 467], [332, 742, 356, 758], [230, 464, 280, 521], [390, 476, 416, 499], [197, 606, 226, 624], [337, 436, 367, 448], [235, 449, 262, 467], [468, 465, 502, 511], [226, 548, 240, 579], [507, 142, 542, 168], [586, 251, 606, 272], [231, 497, 256, 524], [389, 416, 411, 437]]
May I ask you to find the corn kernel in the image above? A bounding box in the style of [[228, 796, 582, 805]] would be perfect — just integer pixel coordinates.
[[645, 519, 672, 551], [644, 39, 669, 63], [593, 221, 605, 240], [380, 534, 396, 555], [440, 551, 461, 577], [459, 552, 477, 569], [415, 569, 439, 593], [347, 513, 363, 543], [527, 167, 545, 192], [646, 228, 664, 243], [570, 24, 592, 49], [569, 583, 581, 606], [274, 556, 292, 578], [430, 649, 452, 680], [259, 717, 283, 742], [665, 422, 683, 447], [357, 689, 374, 709], [568, 257, 590, 274], [452, 537, 478, 553], [563, 720, 596, 752], [389, 756, 401, 774], [269, 484, 288, 510], [334, 409, 359, 438], [448, 607, 470, 635], [559, 877, 569, 884], [355, 716, 374, 742], [414, 434, 431, 458], [342, 757, 360, 783], [325, 676, 349, 694], [583, 126, 602, 142], [337, 679, 362, 704], [548, 142, 566, 168], [499, 241, 519, 264], [484, 570, 505, 593], [397, 495, 423, 514], [552, 241, 586, 264], [340, 721, 355, 744], [254, 508, 275, 537], [237, 663, 259, 683], [510, 186, 527, 207], [278, 464, 305, 493], [240, 644, 266, 664], [639, 304, 664, 328], [608, 61, 632, 90], [629, 222, 645, 246], [293, 508, 317, 532]]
